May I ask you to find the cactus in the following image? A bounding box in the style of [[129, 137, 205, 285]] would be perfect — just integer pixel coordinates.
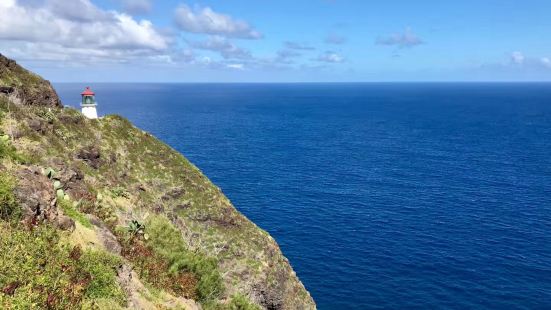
[[56, 189, 65, 199], [44, 167, 55, 179], [53, 180, 62, 190], [128, 220, 146, 237]]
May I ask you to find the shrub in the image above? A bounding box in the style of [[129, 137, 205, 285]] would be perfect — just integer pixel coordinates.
[[146, 216, 224, 301], [0, 173, 18, 220], [0, 223, 126, 309], [226, 294, 261, 310], [118, 215, 224, 302], [118, 232, 198, 300], [0, 137, 28, 164], [78, 250, 126, 304], [203, 294, 260, 310], [110, 186, 129, 199]]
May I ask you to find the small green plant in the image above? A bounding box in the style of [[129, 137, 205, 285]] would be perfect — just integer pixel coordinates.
[[36, 108, 56, 123], [44, 167, 56, 179], [128, 220, 146, 237], [110, 187, 129, 199]]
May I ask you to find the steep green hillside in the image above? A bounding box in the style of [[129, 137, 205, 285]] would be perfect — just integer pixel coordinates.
[[0, 54, 315, 310]]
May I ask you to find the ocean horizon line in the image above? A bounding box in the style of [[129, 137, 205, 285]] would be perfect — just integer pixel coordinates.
[[53, 81, 551, 84]]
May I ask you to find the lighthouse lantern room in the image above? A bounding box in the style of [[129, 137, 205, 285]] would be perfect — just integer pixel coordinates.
[[81, 87, 98, 119]]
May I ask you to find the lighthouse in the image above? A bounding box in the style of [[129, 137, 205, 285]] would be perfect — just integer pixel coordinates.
[[80, 87, 98, 119]]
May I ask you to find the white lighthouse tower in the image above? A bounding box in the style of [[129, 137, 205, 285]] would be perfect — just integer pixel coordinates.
[[80, 87, 98, 119]]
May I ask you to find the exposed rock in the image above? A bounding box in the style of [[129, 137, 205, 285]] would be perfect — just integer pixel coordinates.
[[76, 146, 102, 169], [89, 215, 122, 255], [0, 54, 62, 108], [0, 86, 14, 95], [13, 167, 55, 222], [162, 187, 186, 201], [27, 118, 47, 134], [55, 214, 76, 231]]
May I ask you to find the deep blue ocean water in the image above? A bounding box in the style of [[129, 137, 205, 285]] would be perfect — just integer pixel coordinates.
[[56, 83, 551, 309]]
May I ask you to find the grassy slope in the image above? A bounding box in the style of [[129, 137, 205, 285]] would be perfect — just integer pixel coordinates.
[[0, 94, 315, 309]]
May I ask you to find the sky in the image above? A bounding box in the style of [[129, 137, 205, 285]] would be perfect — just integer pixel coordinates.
[[1, 0, 551, 82]]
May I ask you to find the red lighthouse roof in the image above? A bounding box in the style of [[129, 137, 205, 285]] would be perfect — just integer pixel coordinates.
[[81, 87, 95, 96]]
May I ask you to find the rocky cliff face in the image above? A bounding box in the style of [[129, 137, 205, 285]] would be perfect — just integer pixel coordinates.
[[0, 54, 315, 309], [0, 54, 62, 108]]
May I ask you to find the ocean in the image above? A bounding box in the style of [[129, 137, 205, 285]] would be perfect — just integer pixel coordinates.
[[56, 83, 551, 309]]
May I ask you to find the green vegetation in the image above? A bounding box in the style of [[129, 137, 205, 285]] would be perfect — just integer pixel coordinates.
[[0, 222, 126, 309], [110, 186, 130, 198], [204, 294, 261, 310], [57, 199, 93, 229], [77, 250, 126, 303], [118, 229, 199, 300], [118, 215, 223, 302], [0, 173, 18, 220], [128, 219, 146, 237], [145, 215, 224, 301], [0, 136, 26, 163]]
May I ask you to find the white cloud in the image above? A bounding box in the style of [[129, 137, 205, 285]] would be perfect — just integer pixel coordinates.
[[509, 52, 551, 70], [226, 63, 244, 70], [190, 36, 251, 60], [510, 51, 525, 65], [174, 4, 262, 39], [316, 51, 344, 63], [376, 27, 424, 48], [0, 0, 170, 63]]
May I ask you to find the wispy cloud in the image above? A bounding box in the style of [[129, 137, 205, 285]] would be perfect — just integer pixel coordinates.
[[190, 36, 252, 60], [284, 41, 316, 51], [315, 51, 345, 63], [509, 51, 551, 69], [510, 51, 525, 65], [325, 33, 347, 45], [174, 4, 262, 39], [376, 27, 424, 48], [120, 0, 152, 14]]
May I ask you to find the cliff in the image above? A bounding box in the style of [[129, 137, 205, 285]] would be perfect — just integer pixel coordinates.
[[0, 54, 315, 310]]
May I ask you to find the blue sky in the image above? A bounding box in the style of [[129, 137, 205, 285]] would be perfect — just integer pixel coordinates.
[[1, 0, 551, 82]]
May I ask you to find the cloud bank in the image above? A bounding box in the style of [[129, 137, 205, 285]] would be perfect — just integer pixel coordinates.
[[0, 0, 169, 63]]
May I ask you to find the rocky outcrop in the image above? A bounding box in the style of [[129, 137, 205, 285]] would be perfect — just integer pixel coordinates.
[[0, 53, 62, 108], [13, 166, 75, 231]]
